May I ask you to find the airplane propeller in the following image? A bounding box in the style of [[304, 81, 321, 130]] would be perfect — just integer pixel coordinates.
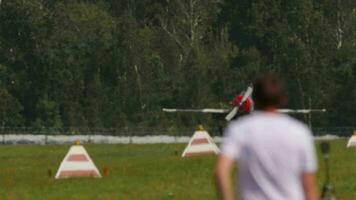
[[225, 85, 253, 121]]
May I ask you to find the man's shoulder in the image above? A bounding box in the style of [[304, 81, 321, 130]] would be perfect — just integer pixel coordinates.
[[230, 112, 311, 132], [224, 114, 253, 138], [279, 114, 310, 131], [229, 113, 256, 128], [276, 114, 314, 141], [227, 112, 267, 133]]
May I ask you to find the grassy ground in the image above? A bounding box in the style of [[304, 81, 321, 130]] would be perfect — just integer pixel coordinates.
[[0, 140, 354, 200]]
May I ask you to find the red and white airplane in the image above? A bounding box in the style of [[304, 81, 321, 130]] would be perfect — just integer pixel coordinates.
[[163, 85, 326, 121]]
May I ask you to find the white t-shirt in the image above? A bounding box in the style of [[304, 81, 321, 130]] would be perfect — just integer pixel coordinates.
[[221, 111, 317, 200]]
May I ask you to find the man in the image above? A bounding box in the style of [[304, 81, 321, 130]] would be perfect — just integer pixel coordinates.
[[215, 73, 318, 200]]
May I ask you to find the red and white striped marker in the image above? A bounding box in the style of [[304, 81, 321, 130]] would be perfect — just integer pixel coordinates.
[[55, 141, 101, 179], [182, 128, 220, 157], [347, 132, 356, 148]]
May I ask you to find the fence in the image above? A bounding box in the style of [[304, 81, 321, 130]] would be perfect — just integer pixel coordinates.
[[312, 127, 355, 137], [0, 127, 196, 136], [0, 127, 351, 145], [0, 127, 354, 136]]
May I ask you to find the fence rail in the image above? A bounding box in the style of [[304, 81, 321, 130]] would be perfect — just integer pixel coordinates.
[[0, 127, 350, 145], [0, 127, 194, 136], [312, 127, 355, 137], [0, 127, 353, 137]]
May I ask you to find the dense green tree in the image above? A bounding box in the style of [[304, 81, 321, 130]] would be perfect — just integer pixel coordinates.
[[0, 0, 355, 131]]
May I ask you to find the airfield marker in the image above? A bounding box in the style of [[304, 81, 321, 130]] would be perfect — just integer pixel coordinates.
[[55, 140, 101, 179], [346, 131, 356, 148], [182, 126, 220, 157]]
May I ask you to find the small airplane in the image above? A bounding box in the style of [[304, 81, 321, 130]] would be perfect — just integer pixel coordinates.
[[163, 85, 326, 121]]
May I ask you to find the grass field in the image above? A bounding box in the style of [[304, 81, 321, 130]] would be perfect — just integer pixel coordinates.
[[0, 140, 355, 200]]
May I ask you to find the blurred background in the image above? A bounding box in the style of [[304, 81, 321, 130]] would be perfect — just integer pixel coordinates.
[[0, 0, 355, 135]]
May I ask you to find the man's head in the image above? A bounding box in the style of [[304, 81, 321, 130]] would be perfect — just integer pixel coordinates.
[[252, 73, 287, 110]]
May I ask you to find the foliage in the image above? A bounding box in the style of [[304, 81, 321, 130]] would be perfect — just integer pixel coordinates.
[[0, 0, 355, 129]]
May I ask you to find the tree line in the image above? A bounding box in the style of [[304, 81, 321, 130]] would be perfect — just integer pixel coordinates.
[[0, 0, 355, 132]]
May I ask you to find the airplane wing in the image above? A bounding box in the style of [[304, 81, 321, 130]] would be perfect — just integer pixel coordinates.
[[163, 108, 327, 115], [277, 109, 327, 114], [162, 108, 229, 114]]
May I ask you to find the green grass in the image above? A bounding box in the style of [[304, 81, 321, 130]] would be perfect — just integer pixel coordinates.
[[0, 140, 354, 200]]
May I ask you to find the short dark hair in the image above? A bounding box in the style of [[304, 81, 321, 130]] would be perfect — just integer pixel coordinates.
[[252, 73, 287, 110]]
